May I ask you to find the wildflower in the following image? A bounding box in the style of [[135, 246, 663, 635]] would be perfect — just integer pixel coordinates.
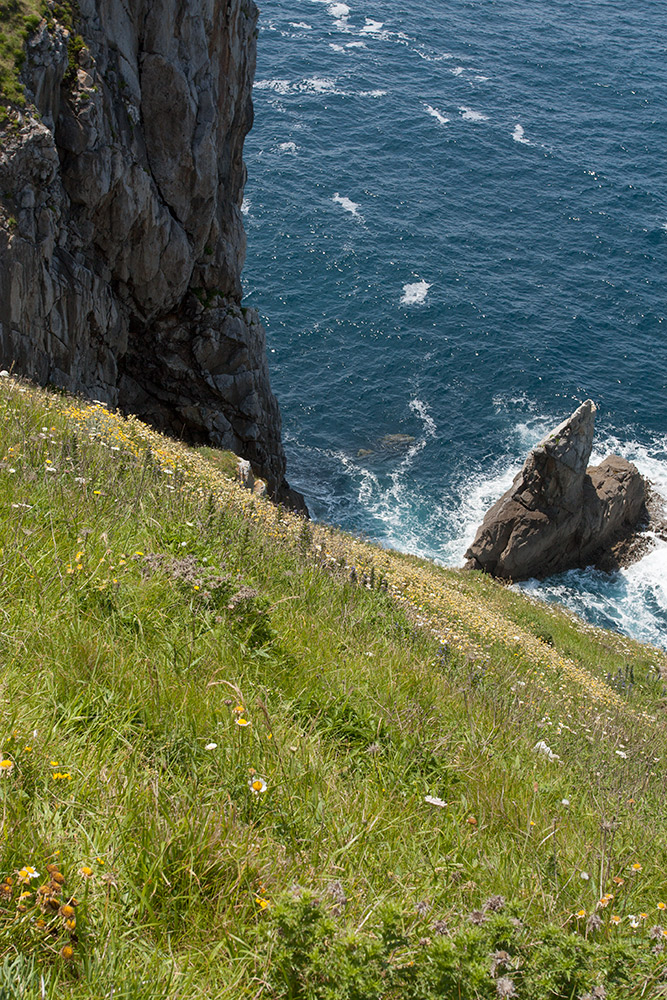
[[658, 902, 667, 911], [612, 876, 625, 885], [629, 915, 640, 929], [496, 977, 516, 998], [255, 897, 269, 909], [59, 904, 75, 919], [204, 742, 218, 750], [236, 718, 250, 727], [249, 778, 267, 795], [532, 740, 560, 762], [586, 913, 603, 932], [0, 759, 14, 773], [610, 915, 621, 924], [580, 871, 590, 880], [61, 945, 74, 960], [576, 909, 586, 918], [18, 866, 40, 883], [631, 862, 643, 872], [561, 798, 570, 807], [640, 912, 648, 920], [234, 705, 246, 715], [468, 909, 487, 925], [78, 866, 93, 877], [424, 795, 447, 808]]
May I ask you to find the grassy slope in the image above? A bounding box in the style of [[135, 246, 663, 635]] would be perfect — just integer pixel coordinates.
[[0, 378, 666, 997]]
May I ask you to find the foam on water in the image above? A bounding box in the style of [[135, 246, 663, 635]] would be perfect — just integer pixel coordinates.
[[241, 198, 250, 216], [333, 193, 361, 216], [289, 21, 312, 28], [459, 106, 488, 122], [425, 104, 449, 125], [277, 141, 298, 153], [512, 123, 530, 144], [327, 2, 350, 16], [358, 89, 387, 97], [359, 18, 384, 34], [401, 280, 431, 305]]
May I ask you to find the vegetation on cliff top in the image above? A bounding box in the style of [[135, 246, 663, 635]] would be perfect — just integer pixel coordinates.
[[0, 376, 666, 998], [0, 0, 74, 114]]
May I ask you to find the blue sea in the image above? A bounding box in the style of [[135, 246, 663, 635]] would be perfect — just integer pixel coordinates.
[[241, 0, 667, 649]]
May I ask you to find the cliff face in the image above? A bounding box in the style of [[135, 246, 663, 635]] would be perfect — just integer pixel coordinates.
[[0, 0, 302, 507]]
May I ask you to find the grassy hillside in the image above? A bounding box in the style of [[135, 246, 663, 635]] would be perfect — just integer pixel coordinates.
[[0, 376, 666, 998]]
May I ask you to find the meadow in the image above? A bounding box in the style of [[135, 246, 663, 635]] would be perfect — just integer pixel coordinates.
[[0, 376, 666, 997]]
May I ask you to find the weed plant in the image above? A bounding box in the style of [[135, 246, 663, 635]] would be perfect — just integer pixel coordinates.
[[0, 377, 665, 997]]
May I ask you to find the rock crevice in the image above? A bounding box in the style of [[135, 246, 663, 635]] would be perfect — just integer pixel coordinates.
[[0, 0, 304, 509]]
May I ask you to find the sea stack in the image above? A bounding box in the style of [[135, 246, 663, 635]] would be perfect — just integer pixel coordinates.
[[463, 400, 647, 580]]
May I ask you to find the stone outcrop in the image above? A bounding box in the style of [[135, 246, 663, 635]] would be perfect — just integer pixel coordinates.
[[464, 401, 648, 580], [0, 0, 305, 510]]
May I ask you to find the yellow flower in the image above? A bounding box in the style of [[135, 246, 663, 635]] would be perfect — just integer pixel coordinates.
[[50, 761, 59, 767], [249, 778, 267, 795], [0, 759, 14, 773], [236, 717, 250, 727], [610, 915, 621, 925], [658, 902, 666, 911], [78, 866, 93, 877], [234, 705, 246, 715], [255, 897, 269, 909], [631, 863, 643, 872], [575, 909, 586, 918], [612, 876, 625, 885], [61, 945, 74, 960]]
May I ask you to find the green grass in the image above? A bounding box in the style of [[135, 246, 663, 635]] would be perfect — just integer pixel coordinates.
[[0, 0, 43, 108], [0, 378, 666, 997]]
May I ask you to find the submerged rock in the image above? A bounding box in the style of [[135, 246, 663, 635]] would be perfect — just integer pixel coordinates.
[[464, 400, 648, 580]]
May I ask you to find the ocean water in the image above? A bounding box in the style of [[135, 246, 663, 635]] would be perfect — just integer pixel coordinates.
[[241, 0, 667, 649]]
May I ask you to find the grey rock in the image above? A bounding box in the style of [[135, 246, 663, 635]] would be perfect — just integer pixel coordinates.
[[0, 0, 303, 509], [464, 401, 647, 579]]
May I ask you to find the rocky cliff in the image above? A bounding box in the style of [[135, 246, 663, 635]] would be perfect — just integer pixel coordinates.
[[0, 0, 303, 508]]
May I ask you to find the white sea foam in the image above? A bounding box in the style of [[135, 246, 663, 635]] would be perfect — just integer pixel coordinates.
[[278, 141, 298, 153], [359, 18, 384, 34], [425, 104, 449, 125], [333, 193, 361, 217], [254, 79, 291, 94], [513, 123, 530, 144], [459, 106, 488, 122], [346, 41, 367, 48], [241, 198, 250, 216], [358, 89, 387, 97], [330, 43, 345, 51], [289, 21, 312, 28], [401, 280, 431, 305], [451, 66, 465, 76], [662, 221, 667, 232], [327, 2, 350, 16]]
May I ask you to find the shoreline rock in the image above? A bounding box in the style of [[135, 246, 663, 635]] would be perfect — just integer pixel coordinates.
[[464, 400, 651, 580]]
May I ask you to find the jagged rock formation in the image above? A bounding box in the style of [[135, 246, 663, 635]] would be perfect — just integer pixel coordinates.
[[464, 400, 648, 580], [0, 0, 305, 510]]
